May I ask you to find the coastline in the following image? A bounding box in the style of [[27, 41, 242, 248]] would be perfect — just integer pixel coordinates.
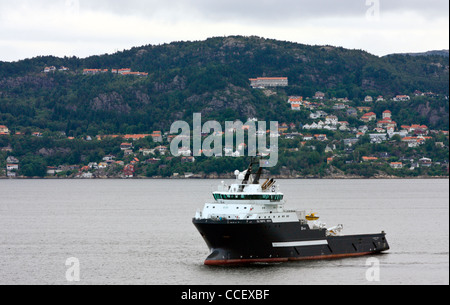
[[1, 175, 448, 180]]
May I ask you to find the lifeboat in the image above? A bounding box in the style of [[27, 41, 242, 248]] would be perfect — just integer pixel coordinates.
[[306, 213, 320, 221]]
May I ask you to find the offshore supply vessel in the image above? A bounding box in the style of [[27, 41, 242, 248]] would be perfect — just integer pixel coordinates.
[[193, 159, 390, 265]]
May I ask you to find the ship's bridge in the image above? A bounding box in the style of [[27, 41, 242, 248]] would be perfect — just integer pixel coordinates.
[[213, 183, 284, 204]]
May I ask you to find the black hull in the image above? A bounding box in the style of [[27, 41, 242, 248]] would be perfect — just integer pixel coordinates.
[[193, 219, 389, 265]]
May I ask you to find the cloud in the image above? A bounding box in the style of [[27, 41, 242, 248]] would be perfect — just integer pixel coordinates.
[[78, 0, 449, 22], [0, 0, 448, 62]]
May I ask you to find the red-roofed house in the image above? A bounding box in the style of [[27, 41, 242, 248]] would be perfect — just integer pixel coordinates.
[[377, 119, 397, 129], [390, 162, 403, 169], [291, 104, 301, 111], [362, 156, 378, 162], [0, 125, 9, 135], [120, 143, 133, 150], [361, 112, 377, 122]]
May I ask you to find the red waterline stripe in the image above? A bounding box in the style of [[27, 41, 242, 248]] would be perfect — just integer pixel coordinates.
[[204, 252, 374, 266]]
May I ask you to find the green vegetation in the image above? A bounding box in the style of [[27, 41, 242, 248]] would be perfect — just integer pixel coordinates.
[[0, 36, 448, 178]]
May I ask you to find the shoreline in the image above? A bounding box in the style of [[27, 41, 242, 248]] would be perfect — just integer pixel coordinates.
[[1, 176, 448, 180]]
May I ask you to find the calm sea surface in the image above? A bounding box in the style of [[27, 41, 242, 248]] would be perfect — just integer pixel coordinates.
[[0, 179, 448, 285]]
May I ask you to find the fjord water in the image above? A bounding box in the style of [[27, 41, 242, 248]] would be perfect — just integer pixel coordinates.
[[0, 179, 448, 285]]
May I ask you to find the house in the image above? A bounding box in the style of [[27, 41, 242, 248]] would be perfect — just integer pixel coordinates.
[[361, 112, 377, 122], [402, 137, 424, 148], [139, 148, 155, 156], [151, 131, 163, 142], [123, 134, 152, 141], [120, 143, 133, 150], [0, 125, 10, 135], [249, 77, 288, 88], [377, 119, 397, 129], [291, 104, 301, 111], [390, 162, 403, 169], [118, 68, 132, 75], [6, 156, 19, 164], [310, 111, 328, 119], [357, 107, 372, 113], [382, 110, 392, 120], [407, 125, 429, 135], [103, 155, 116, 162], [314, 134, 328, 141], [123, 164, 135, 178], [419, 157, 432, 167], [146, 158, 161, 165], [155, 146, 168, 155], [1, 145, 12, 152], [346, 108, 358, 117], [325, 115, 339, 125], [344, 138, 359, 146], [362, 156, 379, 162], [393, 95, 411, 102], [364, 96, 373, 103], [278, 123, 289, 133], [177, 147, 192, 157], [288, 96, 303, 104], [6, 164, 19, 171], [333, 103, 347, 110], [43, 66, 56, 73], [314, 92, 325, 100], [46, 166, 61, 175], [181, 156, 196, 163], [370, 133, 388, 143], [88, 162, 99, 169]]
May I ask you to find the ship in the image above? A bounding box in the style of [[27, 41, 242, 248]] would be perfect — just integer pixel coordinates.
[[193, 159, 390, 265]]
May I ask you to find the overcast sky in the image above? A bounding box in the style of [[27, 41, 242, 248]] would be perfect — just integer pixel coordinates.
[[0, 0, 448, 62]]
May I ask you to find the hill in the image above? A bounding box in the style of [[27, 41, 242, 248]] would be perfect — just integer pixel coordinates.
[[0, 36, 449, 179], [389, 50, 449, 57], [0, 36, 449, 135]]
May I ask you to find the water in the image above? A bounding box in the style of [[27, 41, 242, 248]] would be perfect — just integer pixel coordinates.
[[0, 179, 448, 285]]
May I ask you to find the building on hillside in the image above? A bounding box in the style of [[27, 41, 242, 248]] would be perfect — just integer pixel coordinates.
[[314, 91, 326, 100], [364, 96, 373, 103], [249, 77, 288, 88], [43, 66, 56, 73], [288, 96, 303, 104], [362, 156, 379, 162], [291, 104, 301, 111], [120, 143, 133, 150], [393, 95, 411, 102], [390, 162, 403, 169], [361, 112, 377, 122], [123, 164, 135, 178], [0, 125, 10, 135]]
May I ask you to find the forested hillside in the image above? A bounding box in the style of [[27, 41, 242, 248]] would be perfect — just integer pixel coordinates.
[[0, 36, 449, 136]]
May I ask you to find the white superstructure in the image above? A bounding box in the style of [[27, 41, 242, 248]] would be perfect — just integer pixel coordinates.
[[195, 169, 306, 224]]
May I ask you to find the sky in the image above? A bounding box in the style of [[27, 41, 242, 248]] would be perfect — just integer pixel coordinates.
[[0, 0, 449, 62]]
